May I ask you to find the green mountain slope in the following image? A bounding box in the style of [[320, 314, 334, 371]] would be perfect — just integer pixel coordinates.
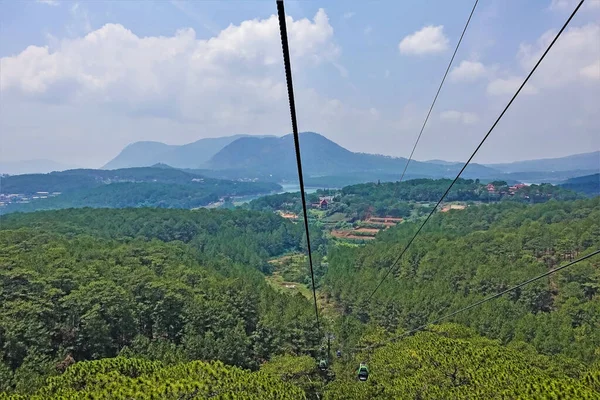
[[0, 167, 280, 214], [560, 173, 600, 196], [2, 180, 279, 214], [6, 358, 306, 399], [323, 198, 600, 363], [0, 167, 219, 194], [326, 324, 600, 399], [0, 208, 321, 393]]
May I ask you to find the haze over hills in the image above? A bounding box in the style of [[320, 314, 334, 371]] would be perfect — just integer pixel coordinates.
[[6, 133, 599, 186], [0, 159, 79, 175], [488, 151, 599, 173], [559, 173, 600, 196], [102, 135, 268, 170], [207, 132, 499, 181]]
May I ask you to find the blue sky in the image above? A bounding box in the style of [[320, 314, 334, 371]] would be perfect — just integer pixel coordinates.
[[1, 0, 598, 167]]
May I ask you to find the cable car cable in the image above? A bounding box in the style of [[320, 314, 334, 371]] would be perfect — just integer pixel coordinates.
[[399, 0, 479, 183], [365, 0, 585, 303], [276, 0, 321, 332], [359, 249, 600, 352]]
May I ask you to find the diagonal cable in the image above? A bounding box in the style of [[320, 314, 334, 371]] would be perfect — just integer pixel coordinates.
[[399, 0, 479, 183], [366, 0, 585, 302], [276, 0, 320, 332], [360, 249, 600, 351]]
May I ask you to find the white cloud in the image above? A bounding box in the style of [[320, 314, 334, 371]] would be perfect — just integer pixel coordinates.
[[36, 0, 59, 5], [399, 25, 449, 55], [1, 10, 360, 164], [450, 60, 487, 82], [549, 0, 600, 11], [580, 60, 600, 80], [439, 110, 479, 125], [518, 24, 600, 88], [1, 10, 339, 107], [342, 11, 355, 20], [364, 25, 372, 35], [486, 77, 538, 96]]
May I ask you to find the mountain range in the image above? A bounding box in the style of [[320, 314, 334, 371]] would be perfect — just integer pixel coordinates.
[[6, 133, 598, 186], [102, 135, 274, 170], [205, 132, 503, 181], [489, 151, 599, 173]]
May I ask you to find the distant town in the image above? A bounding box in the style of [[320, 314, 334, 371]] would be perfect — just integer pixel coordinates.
[[0, 192, 61, 208]]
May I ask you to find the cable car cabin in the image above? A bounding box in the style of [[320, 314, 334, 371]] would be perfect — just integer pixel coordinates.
[[336, 350, 342, 358], [318, 359, 328, 371], [357, 363, 369, 381]]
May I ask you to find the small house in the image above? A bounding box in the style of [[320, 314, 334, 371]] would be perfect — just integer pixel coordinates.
[[319, 199, 328, 210]]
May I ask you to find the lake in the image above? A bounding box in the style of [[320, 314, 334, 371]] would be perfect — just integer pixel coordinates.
[[232, 183, 332, 205]]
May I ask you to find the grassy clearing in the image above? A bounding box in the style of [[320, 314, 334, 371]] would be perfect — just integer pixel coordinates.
[[265, 271, 313, 299], [266, 254, 340, 318]]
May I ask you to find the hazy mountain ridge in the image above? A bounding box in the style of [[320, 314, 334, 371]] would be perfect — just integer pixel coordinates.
[[207, 132, 500, 181], [102, 135, 270, 170], [559, 173, 600, 196], [8, 133, 599, 184], [488, 151, 599, 173]]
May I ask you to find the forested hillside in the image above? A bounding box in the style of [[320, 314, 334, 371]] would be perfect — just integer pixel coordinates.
[[323, 198, 600, 364], [6, 358, 306, 399], [248, 178, 583, 219], [560, 173, 600, 196], [326, 324, 600, 399], [2, 181, 278, 214], [1, 195, 599, 398], [0, 208, 322, 393], [1, 167, 210, 193], [0, 167, 280, 214]]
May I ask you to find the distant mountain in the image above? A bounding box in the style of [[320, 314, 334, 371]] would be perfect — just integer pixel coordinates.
[[424, 159, 460, 166], [499, 169, 599, 184], [559, 173, 600, 196], [101, 133, 599, 186], [103, 135, 268, 170], [0, 159, 79, 175], [207, 132, 500, 181], [102, 142, 176, 170], [487, 151, 599, 173]]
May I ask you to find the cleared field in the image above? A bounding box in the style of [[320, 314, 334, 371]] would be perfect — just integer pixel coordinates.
[[440, 204, 467, 212], [367, 217, 403, 223], [331, 230, 376, 240], [354, 228, 380, 234], [265, 272, 312, 299]]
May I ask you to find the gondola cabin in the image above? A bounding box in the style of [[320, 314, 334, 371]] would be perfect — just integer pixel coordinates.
[[318, 359, 328, 371], [357, 362, 369, 381]]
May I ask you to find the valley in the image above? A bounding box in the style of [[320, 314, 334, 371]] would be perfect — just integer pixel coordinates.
[[3, 0, 598, 396], [1, 138, 599, 399]]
